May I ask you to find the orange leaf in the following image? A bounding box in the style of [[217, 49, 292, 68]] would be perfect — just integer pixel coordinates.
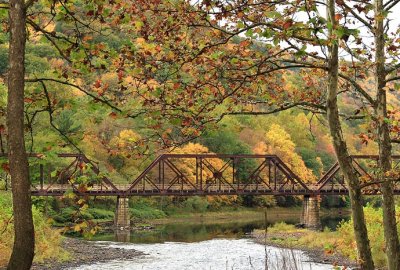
[[173, 83, 181, 90], [334, 14, 343, 21]]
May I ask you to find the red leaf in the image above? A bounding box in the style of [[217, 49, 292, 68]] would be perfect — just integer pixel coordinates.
[[109, 112, 118, 119], [283, 19, 293, 30], [1, 163, 10, 173], [118, 70, 124, 81], [94, 79, 102, 89]]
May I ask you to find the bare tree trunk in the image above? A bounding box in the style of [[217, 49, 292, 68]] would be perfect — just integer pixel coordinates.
[[374, 1, 400, 268], [7, 0, 35, 269], [325, 0, 374, 269]]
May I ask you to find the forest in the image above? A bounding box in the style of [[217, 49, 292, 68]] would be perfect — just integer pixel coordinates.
[[1, 0, 400, 269]]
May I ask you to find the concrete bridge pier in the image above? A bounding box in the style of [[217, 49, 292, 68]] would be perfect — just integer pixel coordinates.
[[114, 196, 130, 229], [300, 195, 321, 230]]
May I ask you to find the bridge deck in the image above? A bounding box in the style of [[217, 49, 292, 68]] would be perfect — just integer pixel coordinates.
[[30, 183, 400, 196], [1, 153, 399, 197]]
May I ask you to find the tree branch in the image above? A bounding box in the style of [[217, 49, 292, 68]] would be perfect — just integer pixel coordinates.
[[40, 81, 83, 153], [341, 2, 373, 31], [338, 73, 376, 105], [384, 0, 400, 11]]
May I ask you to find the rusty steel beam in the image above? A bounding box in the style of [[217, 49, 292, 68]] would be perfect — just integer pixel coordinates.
[[1, 153, 400, 197]]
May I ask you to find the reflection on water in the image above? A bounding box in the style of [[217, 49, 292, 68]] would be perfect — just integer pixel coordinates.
[[93, 211, 349, 244]]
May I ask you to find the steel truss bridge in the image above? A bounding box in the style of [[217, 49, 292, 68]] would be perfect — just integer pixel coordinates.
[[1, 153, 400, 197]]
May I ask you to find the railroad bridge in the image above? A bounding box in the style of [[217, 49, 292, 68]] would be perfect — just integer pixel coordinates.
[[1, 153, 400, 230]]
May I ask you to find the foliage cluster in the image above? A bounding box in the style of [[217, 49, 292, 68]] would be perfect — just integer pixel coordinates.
[[0, 192, 68, 267]]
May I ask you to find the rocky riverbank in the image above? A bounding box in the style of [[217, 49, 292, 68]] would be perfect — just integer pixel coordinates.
[[31, 237, 144, 270], [251, 230, 357, 269]]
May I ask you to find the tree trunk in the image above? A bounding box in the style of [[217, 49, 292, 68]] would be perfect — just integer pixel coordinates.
[[325, 0, 374, 269], [374, 1, 400, 268], [7, 0, 35, 269]]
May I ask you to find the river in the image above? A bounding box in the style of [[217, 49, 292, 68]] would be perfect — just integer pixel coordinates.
[[69, 211, 348, 270]]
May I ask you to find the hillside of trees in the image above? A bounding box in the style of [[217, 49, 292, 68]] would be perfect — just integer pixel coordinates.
[[1, 0, 400, 268], [0, 12, 399, 207]]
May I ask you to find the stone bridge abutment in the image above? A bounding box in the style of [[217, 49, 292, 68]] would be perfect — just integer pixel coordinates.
[[300, 195, 320, 230], [115, 196, 130, 229]]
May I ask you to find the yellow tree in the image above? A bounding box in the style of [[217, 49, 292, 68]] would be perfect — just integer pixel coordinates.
[[171, 143, 237, 205], [254, 124, 315, 182], [171, 143, 233, 184]]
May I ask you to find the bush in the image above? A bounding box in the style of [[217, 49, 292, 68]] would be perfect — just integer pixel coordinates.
[[130, 207, 166, 220], [238, 195, 276, 207], [129, 198, 167, 220], [183, 196, 209, 212], [0, 45, 8, 75], [0, 180, 6, 191], [25, 54, 50, 74], [52, 207, 94, 224], [275, 195, 302, 207], [0, 192, 68, 267], [87, 208, 114, 220], [336, 205, 400, 267]]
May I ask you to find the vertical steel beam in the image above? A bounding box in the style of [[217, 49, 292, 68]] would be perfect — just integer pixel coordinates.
[[200, 158, 203, 191], [232, 157, 235, 184], [161, 159, 164, 191], [268, 159, 272, 185], [40, 164, 44, 190], [196, 157, 199, 186], [274, 160, 277, 191]]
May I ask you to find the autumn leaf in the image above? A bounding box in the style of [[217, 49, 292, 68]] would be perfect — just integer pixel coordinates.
[[282, 19, 293, 30], [24, 98, 34, 103], [1, 163, 10, 173], [109, 112, 118, 119], [94, 79, 102, 88], [334, 14, 343, 21]]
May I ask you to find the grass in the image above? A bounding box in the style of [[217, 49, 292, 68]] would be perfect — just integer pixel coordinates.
[[255, 205, 400, 269]]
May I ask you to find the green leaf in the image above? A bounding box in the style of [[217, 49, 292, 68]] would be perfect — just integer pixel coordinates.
[[50, 170, 57, 178], [245, 29, 254, 38], [230, 58, 239, 64]]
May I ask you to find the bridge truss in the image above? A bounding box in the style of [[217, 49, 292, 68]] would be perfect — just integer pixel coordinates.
[[0, 153, 399, 196]]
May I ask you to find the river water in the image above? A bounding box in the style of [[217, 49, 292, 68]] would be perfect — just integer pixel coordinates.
[[70, 211, 348, 270]]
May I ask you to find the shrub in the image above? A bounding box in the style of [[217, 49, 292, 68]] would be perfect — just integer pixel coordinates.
[[129, 198, 167, 220], [183, 196, 209, 212], [130, 207, 166, 220], [336, 205, 399, 267], [87, 208, 114, 220], [0, 192, 68, 267]]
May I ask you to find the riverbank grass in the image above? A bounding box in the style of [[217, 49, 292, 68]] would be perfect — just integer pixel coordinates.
[[254, 206, 400, 268]]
